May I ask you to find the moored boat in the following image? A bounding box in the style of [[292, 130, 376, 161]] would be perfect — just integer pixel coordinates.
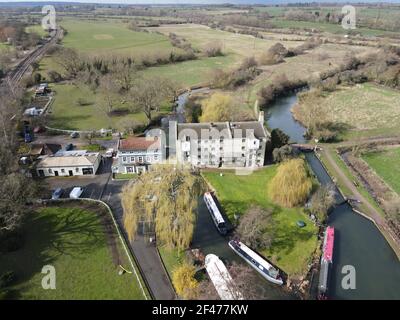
[[228, 239, 284, 286], [318, 226, 335, 299]]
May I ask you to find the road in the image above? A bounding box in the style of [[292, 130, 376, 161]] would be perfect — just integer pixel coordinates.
[[45, 159, 175, 300]]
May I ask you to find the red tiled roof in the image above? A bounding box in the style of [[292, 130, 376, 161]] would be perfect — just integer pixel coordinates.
[[119, 137, 160, 151]]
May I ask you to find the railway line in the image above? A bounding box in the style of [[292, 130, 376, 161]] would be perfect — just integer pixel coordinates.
[[5, 28, 62, 87]]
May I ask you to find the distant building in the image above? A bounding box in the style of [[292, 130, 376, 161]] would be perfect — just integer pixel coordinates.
[[113, 136, 163, 174], [172, 117, 269, 169], [33, 150, 101, 177]]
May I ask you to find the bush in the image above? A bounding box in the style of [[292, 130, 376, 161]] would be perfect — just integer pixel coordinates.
[[204, 42, 223, 57], [172, 262, 198, 300], [0, 231, 23, 253], [48, 70, 62, 83], [273, 145, 298, 163], [309, 185, 336, 223]]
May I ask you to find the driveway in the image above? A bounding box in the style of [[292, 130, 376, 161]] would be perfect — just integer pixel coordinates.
[[101, 179, 176, 300]]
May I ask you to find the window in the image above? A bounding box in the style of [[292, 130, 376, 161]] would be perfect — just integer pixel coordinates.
[[48, 169, 52, 174], [122, 157, 127, 163], [126, 167, 134, 173], [242, 138, 246, 143], [154, 155, 158, 161], [130, 156, 135, 162], [61, 169, 65, 173], [75, 168, 79, 173], [138, 156, 143, 163], [146, 156, 151, 162]]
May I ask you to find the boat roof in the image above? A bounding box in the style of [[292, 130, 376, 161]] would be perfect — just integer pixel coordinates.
[[235, 241, 278, 275], [204, 192, 225, 224], [205, 254, 243, 300], [323, 226, 334, 262]]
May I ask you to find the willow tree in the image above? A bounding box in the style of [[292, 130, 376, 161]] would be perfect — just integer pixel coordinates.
[[121, 165, 204, 250], [269, 158, 312, 208]]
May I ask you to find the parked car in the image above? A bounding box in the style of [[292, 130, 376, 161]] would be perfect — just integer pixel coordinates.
[[65, 143, 74, 151], [69, 187, 84, 199], [70, 132, 79, 138], [51, 188, 63, 200]]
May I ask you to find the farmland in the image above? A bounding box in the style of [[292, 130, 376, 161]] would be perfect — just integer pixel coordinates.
[[0, 203, 147, 300], [203, 167, 319, 277]]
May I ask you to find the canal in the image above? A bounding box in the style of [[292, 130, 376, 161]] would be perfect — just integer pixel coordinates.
[[266, 94, 400, 299]]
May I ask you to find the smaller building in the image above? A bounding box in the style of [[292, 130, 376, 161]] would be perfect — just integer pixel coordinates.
[[34, 150, 101, 177], [29, 143, 61, 157], [113, 136, 163, 174]]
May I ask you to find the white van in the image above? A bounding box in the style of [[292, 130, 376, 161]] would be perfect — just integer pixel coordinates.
[[69, 187, 84, 199]]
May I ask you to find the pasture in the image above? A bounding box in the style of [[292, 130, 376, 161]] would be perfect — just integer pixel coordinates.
[[0, 203, 147, 299], [202, 167, 319, 277], [59, 19, 176, 57]]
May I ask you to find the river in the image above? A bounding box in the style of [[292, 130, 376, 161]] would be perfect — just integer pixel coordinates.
[[266, 94, 400, 299]]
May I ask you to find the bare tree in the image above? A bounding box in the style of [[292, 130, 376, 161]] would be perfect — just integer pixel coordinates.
[[96, 74, 120, 116], [235, 206, 274, 250], [53, 47, 84, 79], [129, 76, 175, 123]]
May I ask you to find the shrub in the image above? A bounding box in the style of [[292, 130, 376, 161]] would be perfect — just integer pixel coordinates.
[[172, 262, 198, 300], [272, 145, 298, 163], [204, 42, 223, 57]]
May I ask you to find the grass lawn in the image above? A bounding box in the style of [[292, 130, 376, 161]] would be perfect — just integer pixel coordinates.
[[362, 147, 400, 195], [26, 25, 49, 38], [48, 83, 171, 131], [59, 18, 175, 57], [202, 167, 319, 277], [0, 203, 147, 299], [114, 173, 138, 180]]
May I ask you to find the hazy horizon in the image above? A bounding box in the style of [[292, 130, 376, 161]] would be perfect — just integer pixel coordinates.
[[1, 0, 400, 4]]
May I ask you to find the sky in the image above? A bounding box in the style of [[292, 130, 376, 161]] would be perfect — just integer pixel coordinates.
[[0, 0, 399, 4]]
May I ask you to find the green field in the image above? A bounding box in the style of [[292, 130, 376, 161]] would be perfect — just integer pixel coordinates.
[[59, 19, 175, 57], [141, 54, 235, 87], [158, 246, 184, 280], [202, 167, 319, 277], [0, 204, 147, 299], [48, 83, 171, 130], [362, 147, 400, 195]]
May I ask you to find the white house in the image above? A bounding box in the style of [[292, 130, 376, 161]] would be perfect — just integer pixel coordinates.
[[172, 118, 269, 169], [34, 150, 101, 177], [112, 136, 163, 174]]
